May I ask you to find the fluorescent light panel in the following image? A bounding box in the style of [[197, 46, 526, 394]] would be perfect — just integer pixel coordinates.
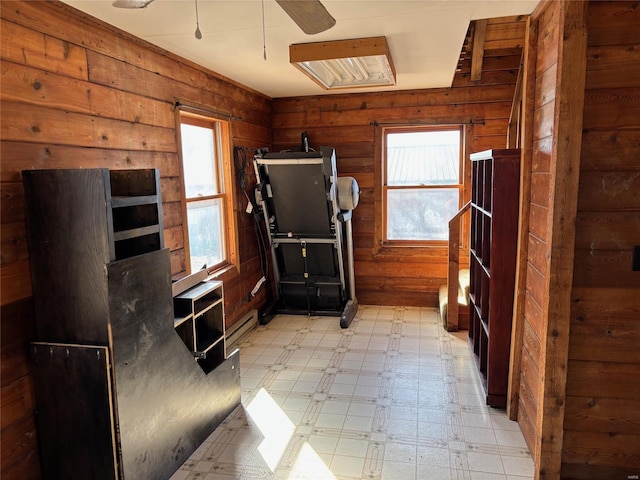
[[290, 36, 396, 90]]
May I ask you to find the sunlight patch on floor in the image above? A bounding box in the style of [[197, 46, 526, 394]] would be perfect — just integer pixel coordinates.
[[246, 387, 295, 471]]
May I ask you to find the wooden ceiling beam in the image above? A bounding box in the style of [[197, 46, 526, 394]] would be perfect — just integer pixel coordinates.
[[471, 19, 488, 82]]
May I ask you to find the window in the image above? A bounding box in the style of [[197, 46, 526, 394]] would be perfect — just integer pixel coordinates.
[[383, 126, 463, 243], [178, 111, 236, 274]]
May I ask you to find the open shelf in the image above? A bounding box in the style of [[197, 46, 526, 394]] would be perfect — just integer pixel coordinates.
[[106, 169, 164, 261], [173, 278, 226, 374], [467, 149, 520, 408]]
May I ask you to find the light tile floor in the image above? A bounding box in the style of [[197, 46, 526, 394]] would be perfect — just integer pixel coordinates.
[[171, 305, 534, 480]]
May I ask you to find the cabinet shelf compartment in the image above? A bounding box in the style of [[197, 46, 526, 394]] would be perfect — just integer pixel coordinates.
[[483, 160, 493, 213], [112, 203, 160, 233], [114, 232, 162, 260], [197, 340, 226, 374], [174, 282, 222, 317], [195, 305, 224, 353], [109, 169, 159, 197], [175, 317, 195, 352], [108, 169, 163, 261]]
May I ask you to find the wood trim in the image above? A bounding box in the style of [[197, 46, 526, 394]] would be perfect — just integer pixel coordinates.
[[372, 123, 384, 255], [289, 36, 391, 62], [175, 109, 238, 275], [536, 1, 587, 477], [507, 16, 537, 421], [446, 201, 471, 331], [174, 109, 192, 277], [471, 20, 488, 82]]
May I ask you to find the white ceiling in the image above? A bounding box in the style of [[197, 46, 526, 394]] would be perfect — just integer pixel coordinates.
[[61, 0, 539, 98]]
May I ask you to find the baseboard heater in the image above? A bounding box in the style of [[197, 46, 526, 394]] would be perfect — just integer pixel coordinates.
[[226, 309, 258, 352]]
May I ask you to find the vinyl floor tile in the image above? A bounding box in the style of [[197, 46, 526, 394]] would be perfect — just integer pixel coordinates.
[[172, 306, 534, 480]]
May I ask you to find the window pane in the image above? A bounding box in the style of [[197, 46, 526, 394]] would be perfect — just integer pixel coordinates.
[[186, 198, 224, 271], [386, 188, 459, 241], [180, 123, 218, 198], [387, 130, 460, 186]]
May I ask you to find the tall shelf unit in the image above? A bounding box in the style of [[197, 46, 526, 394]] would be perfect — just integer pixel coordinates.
[[468, 149, 520, 408], [23, 168, 240, 480]]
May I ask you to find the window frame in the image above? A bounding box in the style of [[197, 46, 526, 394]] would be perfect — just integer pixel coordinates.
[[378, 124, 466, 250], [177, 109, 237, 276]]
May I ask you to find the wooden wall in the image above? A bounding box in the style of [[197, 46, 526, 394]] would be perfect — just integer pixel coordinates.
[[271, 17, 526, 307], [0, 2, 271, 478], [511, 0, 588, 476], [514, 0, 564, 460], [561, 2, 640, 478], [512, 1, 640, 478]]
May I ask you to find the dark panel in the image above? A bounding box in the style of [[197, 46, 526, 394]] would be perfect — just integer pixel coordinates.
[[306, 243, 339, 277], [31, 343, 117, 480], [22, 169, 111, 345], [267, 163, 332, 235], [107, 249, 241, 480]]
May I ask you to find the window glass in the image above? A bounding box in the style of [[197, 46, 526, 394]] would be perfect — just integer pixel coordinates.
[[386, 188, 460, 241], [186, 198, 225, 271], [384, 127, 462, 242], [180, 123, 218, 198]]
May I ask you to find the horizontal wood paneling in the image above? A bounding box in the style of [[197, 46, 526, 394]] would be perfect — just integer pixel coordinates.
[[518, 343, 540, 456], [582, 88, 640, 130], [1, 2, 271, 477], [577, 170, 640, 211], [563, 5, 640, 477], [530, 172, 551, 208], [580, 129, 640, 171], [1, 60, 176, 128], [1, 101, 177, 151], [0, 17, 88, 80], [564, 396, 640, 435], [575, 211, 640, 249], [561, 463, 639, 480], [524, 289, 545, 343], [573, 249, 637, 288], [0, 141, 180, 182], [0, 416, 40, 480], [569, 288, 640, 363], [585, 1, 640, 47], [586, 44, 640, 89], [562, 430, 640, 468]]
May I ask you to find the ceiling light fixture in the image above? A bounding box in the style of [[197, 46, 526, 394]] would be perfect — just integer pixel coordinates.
[[289, 36, 395, 90]]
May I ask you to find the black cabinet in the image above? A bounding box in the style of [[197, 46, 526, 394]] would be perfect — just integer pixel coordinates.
[[23, 169, 240, 480]]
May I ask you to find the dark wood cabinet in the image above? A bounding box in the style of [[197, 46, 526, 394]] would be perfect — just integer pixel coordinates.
[[468, 149, 520, 408], [23, 169, 240, 480]]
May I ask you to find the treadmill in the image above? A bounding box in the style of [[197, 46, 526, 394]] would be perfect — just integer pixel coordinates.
[[253, 147, 359, 328]]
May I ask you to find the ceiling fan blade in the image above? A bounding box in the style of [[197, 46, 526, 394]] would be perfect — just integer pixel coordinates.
[[112, 0, 155, 9], [276, 0, 336, 35]]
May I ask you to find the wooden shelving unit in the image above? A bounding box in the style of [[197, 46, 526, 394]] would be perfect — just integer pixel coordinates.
[[468, 149, 520, 408], [22, 168, 240, 480]]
